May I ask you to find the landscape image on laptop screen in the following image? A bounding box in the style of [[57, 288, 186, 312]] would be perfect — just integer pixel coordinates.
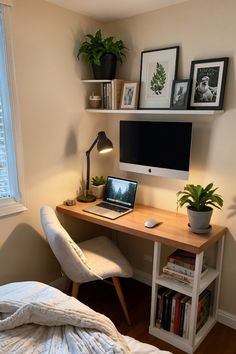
[[105, 177, 137, 208]]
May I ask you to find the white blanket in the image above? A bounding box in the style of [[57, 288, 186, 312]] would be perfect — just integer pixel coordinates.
[[0, 281, 172, 354], [0, 281, 130, 354]]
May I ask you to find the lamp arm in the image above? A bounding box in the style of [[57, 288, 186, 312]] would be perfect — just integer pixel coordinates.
[[85, 136, 98, 193]]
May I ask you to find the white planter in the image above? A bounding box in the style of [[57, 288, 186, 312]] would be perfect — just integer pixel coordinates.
[[187, 206, 213, 233], [91, 184, 105, 199]]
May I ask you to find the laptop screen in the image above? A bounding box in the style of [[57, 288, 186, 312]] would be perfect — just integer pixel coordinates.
[[104, 176, 138, 208]]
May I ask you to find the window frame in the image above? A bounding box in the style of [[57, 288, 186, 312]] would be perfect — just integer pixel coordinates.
[[0, 2, 27, 217]]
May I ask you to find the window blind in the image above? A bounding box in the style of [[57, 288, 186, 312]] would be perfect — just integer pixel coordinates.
[[0, 5, 19, 202], [0, 94, 11, 198], [0, 3, 26, 215]]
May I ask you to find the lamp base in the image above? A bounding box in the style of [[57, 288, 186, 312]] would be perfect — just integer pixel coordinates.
[[77, 193, 96, 203]]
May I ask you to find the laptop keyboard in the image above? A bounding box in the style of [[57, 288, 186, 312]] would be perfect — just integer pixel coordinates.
[[97, 202, 129, 213]]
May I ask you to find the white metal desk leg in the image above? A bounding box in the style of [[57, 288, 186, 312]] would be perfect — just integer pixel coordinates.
[[214, 235, 225, 319], [189, 251, 204, 348], [150, 241, 161, 328]]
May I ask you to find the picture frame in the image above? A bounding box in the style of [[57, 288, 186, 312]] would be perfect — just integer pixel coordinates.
[[189, 57, 229, 110], [138, 46, 179, 109], [170, 79, 191, 110], [120, 81, 139, 109]]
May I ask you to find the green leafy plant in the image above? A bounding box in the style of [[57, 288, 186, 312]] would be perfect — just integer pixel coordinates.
[[177, 183, 223, 212], [91, 176, 106, 186], [150, 62, 166, 95], [77, 29, 127, 65]]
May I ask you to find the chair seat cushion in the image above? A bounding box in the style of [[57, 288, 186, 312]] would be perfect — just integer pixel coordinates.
[[79, 236, 133, 280]]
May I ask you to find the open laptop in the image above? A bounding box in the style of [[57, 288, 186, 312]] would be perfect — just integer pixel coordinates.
[[83, 176, 138, 220]]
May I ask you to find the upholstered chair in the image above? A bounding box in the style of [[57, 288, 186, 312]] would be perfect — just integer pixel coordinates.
[[40, 206, 133, 324]]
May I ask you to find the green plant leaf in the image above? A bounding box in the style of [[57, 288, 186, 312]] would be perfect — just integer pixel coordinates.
[[177, 182, 223, 212], [77, 29, 127, 65]]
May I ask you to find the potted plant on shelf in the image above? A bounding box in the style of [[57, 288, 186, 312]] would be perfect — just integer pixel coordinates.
[[91, 176, 107, 199], [177, 183, 223, 234], [77, 29, 127, 80]]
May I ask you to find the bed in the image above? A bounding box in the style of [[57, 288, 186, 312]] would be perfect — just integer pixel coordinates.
[[0, 281, 172, 354]]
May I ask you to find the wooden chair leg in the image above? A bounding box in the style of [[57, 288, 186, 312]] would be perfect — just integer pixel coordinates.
[[112, 277, 131, 325], [72, 282, 80, 298], [64, 279, 72, 295]]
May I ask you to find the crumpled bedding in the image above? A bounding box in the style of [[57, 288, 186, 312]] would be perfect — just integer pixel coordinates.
[[0, 281, 130, 354], [0, 281, 172, 354]]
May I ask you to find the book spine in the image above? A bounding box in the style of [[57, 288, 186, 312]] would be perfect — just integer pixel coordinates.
[[163, 266, 193, 284], [178, 299, 186, 337], [197, 290, 211, 332], [166, 262, 195, 277], [101, 83, 104, 108], [184, 298, 191, 339], [161, 291, 168, 329], [173, 295, 184, 334], [170, 295, 177, 332], [111, 80, 115, 109], [107, 82, 112, 109], [165, 291, 175, 331], [168, 257, 195, 271], [155, 287, 167, 328]]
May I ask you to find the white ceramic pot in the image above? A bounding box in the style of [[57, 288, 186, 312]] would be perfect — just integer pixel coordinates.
[[187, 206, 213, 233], [91, 184, 105, 199]]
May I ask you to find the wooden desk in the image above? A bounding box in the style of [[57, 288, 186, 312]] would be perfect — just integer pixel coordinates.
[[56, 202, 225, 254], [57, 201, 226, 354]]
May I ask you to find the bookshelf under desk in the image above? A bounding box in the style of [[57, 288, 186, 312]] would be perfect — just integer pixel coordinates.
[[56, 201, 226, 354]]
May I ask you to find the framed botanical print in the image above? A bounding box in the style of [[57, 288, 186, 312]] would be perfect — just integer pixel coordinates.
[[189, 57, 229, 110], [138, 46, 179, 109]]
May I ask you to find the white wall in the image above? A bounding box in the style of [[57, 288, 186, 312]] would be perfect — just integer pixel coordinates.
[[0, 0, 111, 284], [104, 0, 236, 316]]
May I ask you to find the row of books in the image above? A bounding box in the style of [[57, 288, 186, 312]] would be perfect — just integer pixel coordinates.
[[155, 286, 211, 338], [100, 79, 124, 109], [162, 249, 208, 285]]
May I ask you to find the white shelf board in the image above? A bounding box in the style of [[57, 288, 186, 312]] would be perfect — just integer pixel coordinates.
[[81, 79, 111, 83], [156, 267, 219, 297], [149, 316, 216, 354], [149, 326, 192, 353], [85, 109, 223, 115]]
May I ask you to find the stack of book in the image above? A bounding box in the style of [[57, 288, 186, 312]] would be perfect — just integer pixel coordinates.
[[162, 249, 208, 285], [100, 79, 124, 109], [155, 286, 211, 338]]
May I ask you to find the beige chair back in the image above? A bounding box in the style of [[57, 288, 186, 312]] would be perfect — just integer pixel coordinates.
[[40, 206, 100, 283]]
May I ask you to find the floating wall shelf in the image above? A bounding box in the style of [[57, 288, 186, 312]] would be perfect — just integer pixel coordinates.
[[85, 109, 224, 115]]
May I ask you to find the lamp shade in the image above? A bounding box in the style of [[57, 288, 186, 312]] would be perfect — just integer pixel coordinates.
[[97, 131, 113, 153]]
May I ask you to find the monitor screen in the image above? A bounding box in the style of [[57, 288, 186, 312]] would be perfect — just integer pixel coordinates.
[[119, 121, 192, 180]]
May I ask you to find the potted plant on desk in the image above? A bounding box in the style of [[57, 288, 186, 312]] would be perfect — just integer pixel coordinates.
[[177, 183, 223, 234], [91, 176, 106, 199], [77, 29, 127, 80]]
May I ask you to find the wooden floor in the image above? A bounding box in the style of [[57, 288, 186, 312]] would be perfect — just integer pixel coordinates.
[[77, 278, 236, 354]]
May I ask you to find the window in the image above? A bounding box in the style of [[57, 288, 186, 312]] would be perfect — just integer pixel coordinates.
[[0, 2, 26, 216]]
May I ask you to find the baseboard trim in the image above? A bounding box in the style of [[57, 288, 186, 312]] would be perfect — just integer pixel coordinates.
[[217, 309, 236, 330], [132, 267, 152, 286]]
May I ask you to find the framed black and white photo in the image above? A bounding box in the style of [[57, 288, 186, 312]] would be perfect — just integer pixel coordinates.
[[138, 46, 179, 109], [120, 81, 139, 109], [170, 79, 191, 110], [189, 57, 228, 110]]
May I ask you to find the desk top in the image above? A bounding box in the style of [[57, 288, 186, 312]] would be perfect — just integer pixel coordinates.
[[56, 202, 226, 254]]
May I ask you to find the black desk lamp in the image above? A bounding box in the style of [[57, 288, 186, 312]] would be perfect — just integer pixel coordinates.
[[77, 131, 113, 202]]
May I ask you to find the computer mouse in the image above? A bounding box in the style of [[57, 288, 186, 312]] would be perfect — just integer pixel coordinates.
[[144, 219, 161, 228]]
